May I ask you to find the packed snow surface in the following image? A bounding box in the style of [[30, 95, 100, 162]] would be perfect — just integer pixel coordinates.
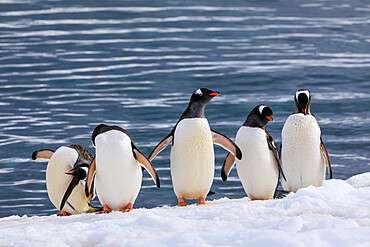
[[1, 172, 370, 247]]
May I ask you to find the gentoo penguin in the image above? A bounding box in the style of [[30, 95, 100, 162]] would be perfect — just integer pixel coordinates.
[[221, 105, 286, 200], [85, 124, 160, 214], [148, 88, 242, 206], [32, 145, 101, 216], [281, 89, 332, 192]]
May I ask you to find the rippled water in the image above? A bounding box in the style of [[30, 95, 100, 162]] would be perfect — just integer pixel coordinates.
[[0, 0, 369, 218]]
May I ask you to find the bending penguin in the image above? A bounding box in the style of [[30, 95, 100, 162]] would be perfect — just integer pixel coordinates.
[[281, 89, 332, 192], [32, 145, 101, 216], [148, 88, 242, 206], [221, 105, 286, 200], [85, 124, 160, 214]]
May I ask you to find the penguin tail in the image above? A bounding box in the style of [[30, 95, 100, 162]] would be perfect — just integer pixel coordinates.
[[87, 203, 103, 213], [274, 190, 290, 199]]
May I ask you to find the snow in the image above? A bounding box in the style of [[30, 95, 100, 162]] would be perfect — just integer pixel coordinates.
[[1, 173, 370, 247]]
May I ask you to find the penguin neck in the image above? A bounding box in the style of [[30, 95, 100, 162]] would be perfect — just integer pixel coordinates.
[[181, 102, 206, 119], [294, 103, 311, 115]]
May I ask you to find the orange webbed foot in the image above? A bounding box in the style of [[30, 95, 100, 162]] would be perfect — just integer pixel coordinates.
[[178, 198, 188, 207], [120, 203, 133, 213], [197, 198, 206, 205], [96, 205, 112, 214], [57, 212, 71, 216]]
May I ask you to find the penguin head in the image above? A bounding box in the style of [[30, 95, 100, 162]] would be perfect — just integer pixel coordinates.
[[180, 88, 220, 119], [65, 165, 89, 180], [294, 89, 311, 115], [189, 88, 220, 105], [243, 104, 273, 128]]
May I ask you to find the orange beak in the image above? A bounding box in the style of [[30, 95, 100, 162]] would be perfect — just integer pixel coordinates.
[[265, 116, 273, 121], [302, 106, 308, 115], [65, 170, 75, 174], [209, 92, 220, 96]]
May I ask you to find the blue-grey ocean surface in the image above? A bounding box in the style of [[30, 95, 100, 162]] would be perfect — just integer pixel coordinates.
[[0, 0, 369, 218]]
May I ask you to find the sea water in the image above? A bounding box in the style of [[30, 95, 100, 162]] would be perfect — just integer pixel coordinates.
[[0, 0, 369, 217]]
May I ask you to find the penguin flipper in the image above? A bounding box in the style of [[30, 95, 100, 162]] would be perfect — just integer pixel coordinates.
[[85, 158, 96, 199], [211, 129, 242, 160], [132, 145, 160, 188], [148, 133, 173, 161], [279, 143, 282, 159], [60, 174, 80, 212], [267, 134, 286, 181], [320, 137, 332, 179], [221, 152, 236, 181], [86, 203, 103, 213], [274, 190, 290, 199], [32, 149, 55, 160]]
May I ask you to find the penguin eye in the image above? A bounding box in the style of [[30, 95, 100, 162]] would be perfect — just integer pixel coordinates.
[[195, 89, 203, 96]]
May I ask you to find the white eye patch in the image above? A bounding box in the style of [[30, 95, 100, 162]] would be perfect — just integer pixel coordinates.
[[81, 166, 89, 174], [258, 105, 266, 114], [296, 90, 310, 100], [195, 89, 203, 96], [80, 166, 89, 179]]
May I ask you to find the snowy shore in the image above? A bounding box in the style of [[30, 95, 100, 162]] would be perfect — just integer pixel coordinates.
[[1, 172, 369, 247]]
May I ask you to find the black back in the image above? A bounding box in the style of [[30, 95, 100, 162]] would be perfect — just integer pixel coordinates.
[[68, 144, 93, 164], [91, 124, 132, 146]]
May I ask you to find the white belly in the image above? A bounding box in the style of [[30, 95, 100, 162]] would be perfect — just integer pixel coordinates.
[[95, 130, 142, 210], [170, 118, 214, 199], [235, 127, 279, 200], [281, 114, 325, 192], [46, 147, 90, 214]]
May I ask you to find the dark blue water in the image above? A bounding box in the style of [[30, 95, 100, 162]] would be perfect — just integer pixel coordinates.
[[0, 0, 369, 218]]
